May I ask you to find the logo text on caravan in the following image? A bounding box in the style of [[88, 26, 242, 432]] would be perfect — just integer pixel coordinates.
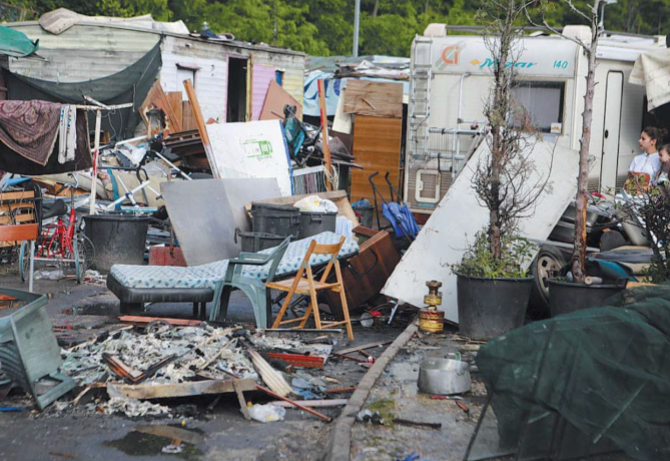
[[435, 42, 466, 70], [471, 58, 538, 69]]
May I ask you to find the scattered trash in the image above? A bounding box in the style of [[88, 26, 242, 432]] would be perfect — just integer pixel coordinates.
[[248, 403, 286, 423], [34, 269, 65, 281], [161, 440, 184, 454], [356, 409, 384, 425]]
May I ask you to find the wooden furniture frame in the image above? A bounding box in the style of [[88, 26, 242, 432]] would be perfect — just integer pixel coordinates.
[[267, 237, 354, 340]]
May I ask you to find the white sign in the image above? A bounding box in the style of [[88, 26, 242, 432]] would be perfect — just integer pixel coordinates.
[[206, 120, 293, 197]]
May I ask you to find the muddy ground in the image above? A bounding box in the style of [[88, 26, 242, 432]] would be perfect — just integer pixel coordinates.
[[0, 269, 407, 461]]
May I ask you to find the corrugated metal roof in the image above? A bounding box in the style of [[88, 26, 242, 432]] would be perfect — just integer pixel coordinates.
[[6, 19, 306, 57], [7, 23, 158, 82]]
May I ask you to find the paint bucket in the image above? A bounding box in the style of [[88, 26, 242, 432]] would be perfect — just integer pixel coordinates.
[[419, 309, 444, 333]]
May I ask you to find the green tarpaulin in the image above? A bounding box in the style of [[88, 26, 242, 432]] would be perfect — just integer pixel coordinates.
[[0, 26, 38, 58]]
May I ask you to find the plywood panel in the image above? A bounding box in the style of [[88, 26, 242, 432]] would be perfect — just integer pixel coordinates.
[[344, 80, 403, 118], [350, 116, 402, 205], [182, 101, 196, 131], [167, 92, 183, 130]]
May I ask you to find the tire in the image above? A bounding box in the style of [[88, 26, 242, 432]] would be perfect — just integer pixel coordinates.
[[75, 234, 95, 283], [528, 245, 568, 319]]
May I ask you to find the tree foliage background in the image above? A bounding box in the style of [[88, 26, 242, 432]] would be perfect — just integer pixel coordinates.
[[7, 0, 670, 56]]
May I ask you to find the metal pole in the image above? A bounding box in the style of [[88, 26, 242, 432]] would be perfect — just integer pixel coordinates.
[[88, 109, 102, 215], [353, 0, 360, 57]]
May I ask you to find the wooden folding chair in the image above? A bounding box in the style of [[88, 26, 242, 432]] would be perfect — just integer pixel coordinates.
[[266, 236, 354, 340]]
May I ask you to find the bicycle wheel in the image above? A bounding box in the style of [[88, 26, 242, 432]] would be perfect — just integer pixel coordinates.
[[19, 240, 30, 283], [74, 233, 95, 283]]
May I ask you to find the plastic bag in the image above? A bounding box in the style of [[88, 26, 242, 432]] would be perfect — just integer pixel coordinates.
[[294, 195, 338, 213], [247, 403, 286, 423]]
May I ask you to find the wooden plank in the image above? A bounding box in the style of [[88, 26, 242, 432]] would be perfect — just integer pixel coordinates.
[[271, 399, 348, 408], [119, 316, 204, 327], [336, 340, 393, 355], [0, 213, 34, 225], [166, 92, 183, 129], [350, 116, 402, 206], [0, 223, 38, 242], [108, 379, 256, 399], [318, 79, 333, 190], [182, 101, 197, 131], [0, 191, 34, 202], [343, 80, 403, 118], [0, 202, 34, 212]]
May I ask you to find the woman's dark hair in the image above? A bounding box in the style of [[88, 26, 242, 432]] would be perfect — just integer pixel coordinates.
[[643, 126, 668, 146], [661, 143, 670, 154]]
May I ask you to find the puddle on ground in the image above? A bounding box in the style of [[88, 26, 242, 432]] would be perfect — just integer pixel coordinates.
[[104, 424, 205, 460]]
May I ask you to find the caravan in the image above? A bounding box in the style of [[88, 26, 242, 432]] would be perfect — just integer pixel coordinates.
[[405, 25, 667, 214]]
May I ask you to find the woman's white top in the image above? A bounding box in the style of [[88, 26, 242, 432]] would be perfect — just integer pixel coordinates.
[[629, 152, 661, 179]]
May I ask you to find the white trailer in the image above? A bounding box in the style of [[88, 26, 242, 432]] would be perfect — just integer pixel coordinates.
[[405, 25, 667, 214]]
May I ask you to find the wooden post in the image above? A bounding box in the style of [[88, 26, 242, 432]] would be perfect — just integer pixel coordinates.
[[183, 79, 218, 176], [88, 109, 102, 215], [317, 79, 333, 190]]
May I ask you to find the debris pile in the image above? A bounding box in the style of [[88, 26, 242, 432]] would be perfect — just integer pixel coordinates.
[[56, 323, 337, 418]]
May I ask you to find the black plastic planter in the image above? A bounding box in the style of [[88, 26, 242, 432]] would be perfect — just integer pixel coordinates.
[[457, 275, 533, 340], [548, 279, 627, 317]]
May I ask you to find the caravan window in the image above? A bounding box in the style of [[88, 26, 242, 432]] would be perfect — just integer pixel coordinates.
[[512, 82, 565, 133]]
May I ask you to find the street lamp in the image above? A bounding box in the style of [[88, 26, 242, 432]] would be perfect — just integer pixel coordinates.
[[598, 0, 618, 31], [353, 0, 360, 57]]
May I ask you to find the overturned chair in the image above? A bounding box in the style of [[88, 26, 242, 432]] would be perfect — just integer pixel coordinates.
[[106, 232, 360, 328], [0, 288, 76, 410]]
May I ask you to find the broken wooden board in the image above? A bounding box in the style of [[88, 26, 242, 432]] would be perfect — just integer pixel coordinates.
[[140, 80, 182, 133], [119, 316, 203, 327], [107, 379, 256, 399], [335, 340, 392, 355], [343, 80, 403, 118], [260, 80, 303, 121], [246, 189, 359, 226], [382, 139, 580, 322]]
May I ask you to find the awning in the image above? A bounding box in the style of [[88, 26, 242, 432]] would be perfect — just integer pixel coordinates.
[[630, 49, 670, 111], [0, 26, 38, 58]]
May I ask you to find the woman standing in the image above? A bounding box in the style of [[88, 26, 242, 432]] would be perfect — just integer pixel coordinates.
[[628, 127, 665, 186]]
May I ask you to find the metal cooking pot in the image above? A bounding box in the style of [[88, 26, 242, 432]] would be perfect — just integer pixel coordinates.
[[418, 358, 471, 395]]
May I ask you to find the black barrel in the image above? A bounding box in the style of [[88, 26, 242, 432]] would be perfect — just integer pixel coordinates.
[[83, 214, 149, 273]]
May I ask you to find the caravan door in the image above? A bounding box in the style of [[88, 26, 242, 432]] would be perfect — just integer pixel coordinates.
[[600, 71, 624, 192]]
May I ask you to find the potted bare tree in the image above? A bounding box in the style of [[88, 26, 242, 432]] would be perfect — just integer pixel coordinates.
[[451, 0, 551, 340], [525, 0, 629, 315]]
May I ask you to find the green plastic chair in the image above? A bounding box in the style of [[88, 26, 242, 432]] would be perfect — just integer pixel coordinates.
[[0, 288, 76, 411], [210, 237, 291, 328]]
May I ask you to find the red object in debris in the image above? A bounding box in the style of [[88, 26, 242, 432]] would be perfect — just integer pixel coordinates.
[[266, 352, 325, 369], [148, 246, 187, 267], [119, 316, 203, 327]]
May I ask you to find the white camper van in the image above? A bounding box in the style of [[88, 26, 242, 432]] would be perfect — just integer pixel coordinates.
[[405, 24, 667, 214]]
